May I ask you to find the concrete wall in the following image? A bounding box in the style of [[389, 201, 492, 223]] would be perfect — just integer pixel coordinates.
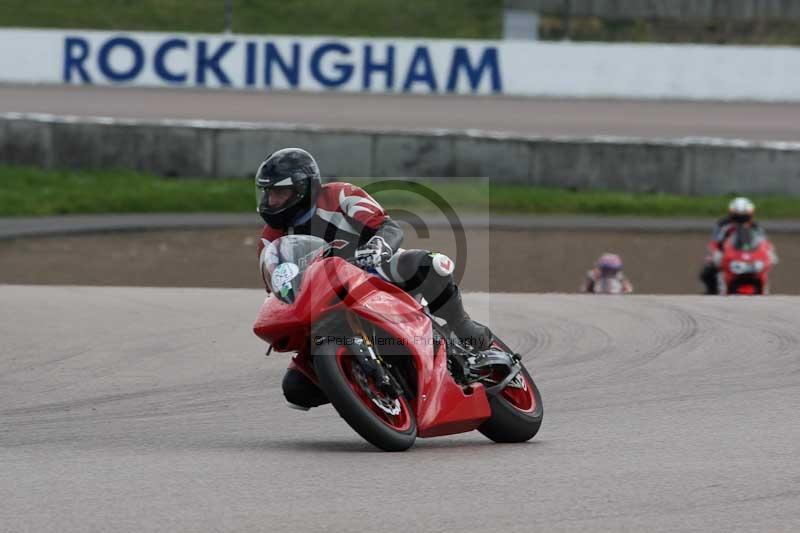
[[511, 0, 800, 19], [2, 113, 800, 196]]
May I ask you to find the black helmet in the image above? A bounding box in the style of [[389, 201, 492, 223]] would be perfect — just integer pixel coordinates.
[[255, 148, 321, 228]]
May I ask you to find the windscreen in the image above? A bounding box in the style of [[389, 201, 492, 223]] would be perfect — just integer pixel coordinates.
[[732, 225, 764, 251], [261, 235, 328, 303]]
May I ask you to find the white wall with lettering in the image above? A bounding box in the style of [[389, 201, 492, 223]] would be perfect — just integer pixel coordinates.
[[1, 28, 799, 101]]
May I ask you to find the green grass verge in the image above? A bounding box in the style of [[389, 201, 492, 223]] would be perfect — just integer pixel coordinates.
[[5, 1, 800, 45], [0, 166, 252, 216], [539, 15, 800, 46], [2, 165, 799, 218], [1, 0, 501, 39]]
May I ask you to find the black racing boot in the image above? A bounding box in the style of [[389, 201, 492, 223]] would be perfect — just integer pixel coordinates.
[[282, 368, 329, 410], [699, 264, 719, 295], [451, 316, 494, 351], [432, 284, 494, 351]]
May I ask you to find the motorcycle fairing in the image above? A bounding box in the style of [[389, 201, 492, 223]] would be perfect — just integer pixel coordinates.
[[253, 256, 494, 437], [254, 258, 423, 351], [720, 237, 773, 295], [415, 341, 492, 438]]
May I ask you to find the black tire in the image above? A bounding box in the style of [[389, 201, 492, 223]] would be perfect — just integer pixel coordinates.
[[728, 276, 763, 295], [478, 365, 543, 443], [313, 338, 417, 452]]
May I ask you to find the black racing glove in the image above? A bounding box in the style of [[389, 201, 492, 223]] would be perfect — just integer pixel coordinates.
[[353, 236, 393, 269]]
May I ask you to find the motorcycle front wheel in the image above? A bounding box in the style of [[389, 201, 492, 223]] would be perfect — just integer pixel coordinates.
[[478, 364, 543, 443], [314, 336, 417, 452]]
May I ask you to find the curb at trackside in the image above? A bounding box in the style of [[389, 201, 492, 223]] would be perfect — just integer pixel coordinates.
[[2, 213, 800, 241]]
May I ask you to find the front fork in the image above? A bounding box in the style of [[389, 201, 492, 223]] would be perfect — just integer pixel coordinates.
[[345, 312, 403, 399]]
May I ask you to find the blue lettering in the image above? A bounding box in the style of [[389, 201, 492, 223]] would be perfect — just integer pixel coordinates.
[[310, 43, 353, 88], [98, 37, 145, 82], [446, 47, 502, 93], [363, 44, 395, 91], [196, 40, 235, 86], [154, 38, 188, 84], [245, 42, 257, 87], [402, 46, 437, 92], [63, 37, 91, 83], [265, 43, 301, 88]]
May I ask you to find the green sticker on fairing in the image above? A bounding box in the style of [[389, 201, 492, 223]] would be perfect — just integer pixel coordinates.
[[272, 262, 300, 301]]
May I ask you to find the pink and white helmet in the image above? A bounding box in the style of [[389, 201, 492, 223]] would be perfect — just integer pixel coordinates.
[[597, 253, 623, 273]]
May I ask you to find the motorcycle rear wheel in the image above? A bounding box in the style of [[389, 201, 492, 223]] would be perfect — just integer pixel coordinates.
[[478, 364, 543, 443], [314, 335, 417, 452]]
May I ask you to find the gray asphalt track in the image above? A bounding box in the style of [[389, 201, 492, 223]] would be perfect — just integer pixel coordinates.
[[2, 285, 799, 532], [4, 84, 800, 141]]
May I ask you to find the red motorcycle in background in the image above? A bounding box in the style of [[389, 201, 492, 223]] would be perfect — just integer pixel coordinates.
[[253, 235, 543, 451], [713, 224, 778, 295]]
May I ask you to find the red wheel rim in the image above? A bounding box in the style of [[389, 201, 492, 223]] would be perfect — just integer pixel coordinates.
[[488, 340, 537, 413], [501, 371, 536, 413], [336, 348, 412, 431]]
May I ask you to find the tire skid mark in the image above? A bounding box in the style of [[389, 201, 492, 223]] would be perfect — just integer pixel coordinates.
[[0, 374, 263, 420], [762, 312, 799, 358], [611, 300, 702, 376], [1, 390, 268, 434], [688, 306, 800, 373], [523, 322, 554, 357], [694, 300, 799, 353], [0, 319, 244, 381], [549, 379, 800, 414], [497, 326, 542, 358], [491, 306, 564, 362], [540, 317, 616, 369]]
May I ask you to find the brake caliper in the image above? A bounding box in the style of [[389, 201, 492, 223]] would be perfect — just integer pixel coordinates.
[[349, 338, 400, 399]]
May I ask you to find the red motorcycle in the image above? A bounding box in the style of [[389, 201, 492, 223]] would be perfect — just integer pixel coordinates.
[[253, 235, 543, 451], [714, 224, 777, 295]]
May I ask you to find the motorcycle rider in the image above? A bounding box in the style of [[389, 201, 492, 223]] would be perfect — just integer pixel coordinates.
[[699, 197, 763, 294], [255, 147, 493, 409], [582, 253, 633, 294]]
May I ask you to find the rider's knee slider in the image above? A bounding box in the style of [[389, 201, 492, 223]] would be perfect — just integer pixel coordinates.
[[431, 253, 455, 277]]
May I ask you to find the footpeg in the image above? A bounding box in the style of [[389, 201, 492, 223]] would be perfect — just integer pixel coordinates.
[[468, 348, 515, 373], [455, 347, 522, 397]]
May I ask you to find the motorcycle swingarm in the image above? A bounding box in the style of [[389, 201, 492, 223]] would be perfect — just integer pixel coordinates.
[[483, 362, 522, 398], [474, 349, 523, 398], [429, 316, 524, 397]]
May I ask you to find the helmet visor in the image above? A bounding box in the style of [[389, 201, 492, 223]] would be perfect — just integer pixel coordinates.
[[599, 265, 621, 277], [256, 184, 302, 215], [597, 254, 622, 276]]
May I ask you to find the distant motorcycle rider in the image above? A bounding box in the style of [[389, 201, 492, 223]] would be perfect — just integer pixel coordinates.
[[699, 197, 764, 294], [582, 253, 633, 294], [255, 148, 493, 409]]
